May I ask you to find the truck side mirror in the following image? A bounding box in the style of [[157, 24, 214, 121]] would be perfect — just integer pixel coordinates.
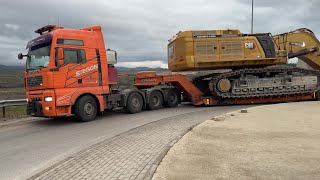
[[18, 53, 23, 60], [106, 49, 117, 65], [58, 48, 64, 66]]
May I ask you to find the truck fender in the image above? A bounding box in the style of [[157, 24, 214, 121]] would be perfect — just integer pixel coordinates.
[[119, 89, 146, 109], [70, 92, 104, 113]]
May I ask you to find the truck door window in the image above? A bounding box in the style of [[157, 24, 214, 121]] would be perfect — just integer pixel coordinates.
[[62, 49, 86, 64], [64, 49, 78, 64], [57, 38, 84, 46]]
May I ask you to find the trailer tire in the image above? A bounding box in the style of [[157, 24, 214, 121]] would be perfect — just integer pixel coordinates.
[[164, 89, 180, 108], [147, 91, 163, 110], [74, 95, 97, 122], [125, 92, 144, 114]]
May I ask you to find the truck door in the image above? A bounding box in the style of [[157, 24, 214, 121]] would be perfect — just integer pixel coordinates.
[[53, 47, 86, 88], [63, 48, 87, 88]]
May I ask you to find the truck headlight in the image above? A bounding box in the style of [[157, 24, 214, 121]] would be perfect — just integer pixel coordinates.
[[44, 96, 53, 102]]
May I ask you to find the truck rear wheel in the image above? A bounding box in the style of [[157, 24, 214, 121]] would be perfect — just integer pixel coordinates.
[[74, 95, 97, 122], [147, 90, 163, 110], [125, 92, 144, 114], [164, 89, 180, 107]]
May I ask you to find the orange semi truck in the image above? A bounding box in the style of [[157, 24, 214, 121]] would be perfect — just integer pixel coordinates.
[[19, 25, 320, 121], [18, 25, 182, 121]]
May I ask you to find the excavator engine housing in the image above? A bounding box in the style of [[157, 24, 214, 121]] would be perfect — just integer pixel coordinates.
[[168, 29, 287, 72]]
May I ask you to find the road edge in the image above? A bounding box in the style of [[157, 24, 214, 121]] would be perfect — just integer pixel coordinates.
[[0, 117, 46, 128]]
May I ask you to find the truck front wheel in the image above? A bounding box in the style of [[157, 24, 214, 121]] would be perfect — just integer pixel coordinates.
[[125, 92, 144, 114], [74, 95, 97, 122]]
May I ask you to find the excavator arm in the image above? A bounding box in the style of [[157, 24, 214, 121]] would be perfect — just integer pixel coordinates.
[[273, 28, 320, 70]]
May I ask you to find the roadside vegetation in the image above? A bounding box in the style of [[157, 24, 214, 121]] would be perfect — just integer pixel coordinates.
[[1, 106, 27, 119]]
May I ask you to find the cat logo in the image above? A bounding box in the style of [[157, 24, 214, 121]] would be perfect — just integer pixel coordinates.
[[245, 42, 255, 49]]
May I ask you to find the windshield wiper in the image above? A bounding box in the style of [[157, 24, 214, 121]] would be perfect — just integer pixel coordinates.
[[27, 66, 46, 71], [36, 65, 46, 69]]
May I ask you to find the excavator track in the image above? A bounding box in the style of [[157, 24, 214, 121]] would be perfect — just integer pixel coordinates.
[[193, 67, 320, 99]]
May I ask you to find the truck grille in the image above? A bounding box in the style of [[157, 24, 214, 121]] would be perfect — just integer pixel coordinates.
[[27, 76, 43, 87]]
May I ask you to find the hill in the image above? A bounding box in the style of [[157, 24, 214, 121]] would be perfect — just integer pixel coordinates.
[[0, 64, 24, 71], [116, 66, 167, 72], [0, 64, 167, 72]]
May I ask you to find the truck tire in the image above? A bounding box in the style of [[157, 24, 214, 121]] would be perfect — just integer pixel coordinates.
[[74, 95, 97, 122], [147, 90, 163, 110], [125, 92, 144, 114], [164, 89, 180, 108], [316, 90, 320, 101]]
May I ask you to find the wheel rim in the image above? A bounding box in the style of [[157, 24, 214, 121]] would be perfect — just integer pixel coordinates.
[[169, 93, 177, 103], [152, 96, 160, 106], [84, 102, 94, 115], [132, 97, 140, 108]]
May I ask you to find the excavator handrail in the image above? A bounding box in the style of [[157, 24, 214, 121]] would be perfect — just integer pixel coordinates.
[[273, 28, 315, 37], [289, 28, 315, 35]]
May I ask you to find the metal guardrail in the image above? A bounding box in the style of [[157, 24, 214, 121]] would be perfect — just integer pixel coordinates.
[[0, 99, 27, 118]]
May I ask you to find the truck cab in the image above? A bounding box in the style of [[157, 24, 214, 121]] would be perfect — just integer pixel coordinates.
[[19, 25, 118, 120]]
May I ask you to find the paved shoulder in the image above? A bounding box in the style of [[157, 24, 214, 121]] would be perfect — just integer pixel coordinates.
[[29, 106, 245, 180], [152, 101, 320, 180]]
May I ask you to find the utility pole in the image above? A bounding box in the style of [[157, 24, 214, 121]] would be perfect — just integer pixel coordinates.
[[251, 0, 254, 34]]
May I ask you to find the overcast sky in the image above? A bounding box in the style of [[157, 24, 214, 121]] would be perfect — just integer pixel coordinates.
[[0, 0, 319, 68]]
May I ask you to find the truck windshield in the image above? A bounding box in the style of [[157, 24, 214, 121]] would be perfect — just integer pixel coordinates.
[[27, 42, 51, 70]]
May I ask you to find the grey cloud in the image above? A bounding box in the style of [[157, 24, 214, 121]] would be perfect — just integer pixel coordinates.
[[0, 0, 319, 66]]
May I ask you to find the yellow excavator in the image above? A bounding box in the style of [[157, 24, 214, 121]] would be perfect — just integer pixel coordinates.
[[168, 28, 320, 99]]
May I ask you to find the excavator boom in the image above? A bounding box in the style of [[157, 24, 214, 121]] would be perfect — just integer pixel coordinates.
[[273, 28, 320, 70]]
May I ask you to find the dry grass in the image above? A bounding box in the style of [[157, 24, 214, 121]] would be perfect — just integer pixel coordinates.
[[0, 106, 27, 119], [0, 88, 25, 100]]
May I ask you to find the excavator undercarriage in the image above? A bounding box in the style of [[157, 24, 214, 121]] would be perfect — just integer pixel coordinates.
[[193, 67, 320, 99]]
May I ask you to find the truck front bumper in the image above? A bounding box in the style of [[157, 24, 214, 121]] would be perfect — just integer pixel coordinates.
[[27, 90, 56, 117], [27, 101, 43, 117]]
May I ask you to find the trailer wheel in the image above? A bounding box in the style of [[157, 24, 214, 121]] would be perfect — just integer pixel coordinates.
[[74, 95, 97, 122], [164, 89, 180, 107], [125, 92, 144, 114], [147, 91, 163, 110]]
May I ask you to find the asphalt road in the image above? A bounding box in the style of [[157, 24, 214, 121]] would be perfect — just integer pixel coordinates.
[[0, 104, 250, 180]]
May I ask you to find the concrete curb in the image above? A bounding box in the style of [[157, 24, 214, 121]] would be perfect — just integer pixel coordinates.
[[0, 117, 46, 128], [143, 125, 198, 180], [146, 106, 256, 179]]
